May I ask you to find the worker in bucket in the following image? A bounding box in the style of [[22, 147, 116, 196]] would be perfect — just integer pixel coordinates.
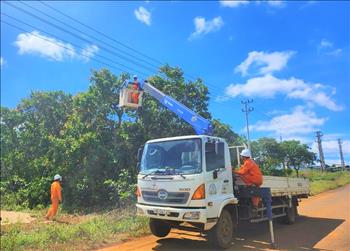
[[234, 149, 263, 207], [131, 75, 140, 104], [45, 174, 62, 220]]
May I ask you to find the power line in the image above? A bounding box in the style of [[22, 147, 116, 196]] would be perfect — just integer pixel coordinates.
[[5, 1, 158, 74], [20, 0, 162, 71], [36, 1, 227, 96], [1, 19, 147, 78], [38, 0, 164, 66], [1, 14, 149, 78], [4, 1, 229, 99], [5, 1, 228, 98]]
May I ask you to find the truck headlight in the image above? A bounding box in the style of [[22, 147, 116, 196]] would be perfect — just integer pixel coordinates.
[[183, 211, 200, 220]]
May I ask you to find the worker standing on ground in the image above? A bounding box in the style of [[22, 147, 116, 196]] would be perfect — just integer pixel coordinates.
[[234, 149, 263, 207], [45, 174, 62, 220]]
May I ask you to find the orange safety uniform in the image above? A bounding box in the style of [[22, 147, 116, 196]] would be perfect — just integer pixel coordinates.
[[131, 80, 139, 104], [45, 181, 62, 219], [235, 158, 263, 207]]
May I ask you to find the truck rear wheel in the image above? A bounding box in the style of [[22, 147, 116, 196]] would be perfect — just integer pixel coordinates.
[[208, 209, 233, 249], [149, 218, 171, 237], [283, 202, 296, 224]]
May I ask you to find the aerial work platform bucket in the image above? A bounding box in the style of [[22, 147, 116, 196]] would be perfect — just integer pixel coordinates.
[[119, 87, 143, 108]]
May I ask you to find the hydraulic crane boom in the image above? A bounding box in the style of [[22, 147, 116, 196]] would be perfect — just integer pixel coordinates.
[[120, 79, 213, 135]]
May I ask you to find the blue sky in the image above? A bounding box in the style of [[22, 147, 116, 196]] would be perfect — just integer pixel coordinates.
[[1, 1, 349, 164]]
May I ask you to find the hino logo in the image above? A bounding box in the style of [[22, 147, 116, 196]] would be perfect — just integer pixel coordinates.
[[158, 190, 168, 200]]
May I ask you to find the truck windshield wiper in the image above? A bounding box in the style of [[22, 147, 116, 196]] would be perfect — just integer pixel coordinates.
[[177, 173, 187, 179], [142, 170, 164, 179], [164, 167, 187, 179]]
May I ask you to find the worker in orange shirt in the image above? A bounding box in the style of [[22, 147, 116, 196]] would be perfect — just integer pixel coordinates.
[[45, 174, 62, 220], [234, 149, 263, 207], [131, 75, 140, 104]]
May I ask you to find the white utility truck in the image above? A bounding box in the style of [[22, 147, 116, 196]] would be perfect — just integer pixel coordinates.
[[120, 78, 310, 249]]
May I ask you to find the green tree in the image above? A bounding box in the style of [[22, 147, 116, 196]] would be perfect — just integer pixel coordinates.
[[0, 66, 241, 211], [251, 137, 284, 175], [280, 140, 316, 177]]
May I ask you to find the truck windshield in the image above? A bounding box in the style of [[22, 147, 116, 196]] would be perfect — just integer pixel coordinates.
[[140, 139, 202, 175]]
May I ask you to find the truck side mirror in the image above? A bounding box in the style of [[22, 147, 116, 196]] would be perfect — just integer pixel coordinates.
[[213, 169, 218, 179], [137, 146, 144, 162]]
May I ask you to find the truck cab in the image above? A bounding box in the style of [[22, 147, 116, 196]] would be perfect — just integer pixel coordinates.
[[136, 135, 238, 246]]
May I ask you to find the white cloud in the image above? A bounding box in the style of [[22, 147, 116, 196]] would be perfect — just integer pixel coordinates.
[[318, 39, 343, 57], [0, 57, 5, 67], [189, 16, 224, 40], [319, 39, 333, 49], [14, 31, 76, 61], [13, 31, 98, 62], [250, 106, 327, 137], [80, 45, 99, 62], [134, 6, 151, 26], [327, 48, 343, 57], [220, 1, 285, 8], [267, 1, 285, 8], [223, 74, 343, 111], [235, 51, 295, 76], [220, 1, 249, 8]]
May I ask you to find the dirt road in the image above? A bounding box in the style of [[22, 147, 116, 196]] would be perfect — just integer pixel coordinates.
[[0, 211, 35, 225], [99, 185, 350, 251]]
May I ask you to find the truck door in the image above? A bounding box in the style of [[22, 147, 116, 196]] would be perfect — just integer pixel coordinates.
[[204, 140, 233, 219]]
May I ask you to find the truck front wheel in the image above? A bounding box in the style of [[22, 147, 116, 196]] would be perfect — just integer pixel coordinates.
[[149, 218, 171, 237], [208, 209, 233, 249]]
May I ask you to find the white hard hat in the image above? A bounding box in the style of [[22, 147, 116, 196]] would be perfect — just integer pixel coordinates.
[[240, 149, 251, 158], [133, 75, 138, 79], [54, 174, 62, 181]]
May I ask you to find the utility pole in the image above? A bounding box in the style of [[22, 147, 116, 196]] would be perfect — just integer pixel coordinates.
[[241, 99, 254, 153], [338, 139, 345, 170], [315, 131, 325, 172]]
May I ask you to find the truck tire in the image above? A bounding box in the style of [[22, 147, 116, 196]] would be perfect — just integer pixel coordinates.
[[149, 218, 171, 237], [283, 202, 296, 224], [208, 209, 234, 249]]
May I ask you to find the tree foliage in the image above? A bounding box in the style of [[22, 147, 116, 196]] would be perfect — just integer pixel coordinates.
[[280, 140, 316, 177], [1, 66, 240, 211], [251, 138, 315, 177]]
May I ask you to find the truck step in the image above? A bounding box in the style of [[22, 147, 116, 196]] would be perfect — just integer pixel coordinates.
[[250, 213, 286, 223]]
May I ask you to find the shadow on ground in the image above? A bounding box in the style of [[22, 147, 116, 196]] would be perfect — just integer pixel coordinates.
[[152, 216, 345, 251]]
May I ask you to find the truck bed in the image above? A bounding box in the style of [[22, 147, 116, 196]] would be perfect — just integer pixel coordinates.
[[235, 175, 310, 197]]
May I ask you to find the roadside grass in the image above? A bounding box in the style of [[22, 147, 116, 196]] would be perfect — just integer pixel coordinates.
[[2, 170, 349, 251], [297, 170, 350, 195], [0, 209, 149, 251]]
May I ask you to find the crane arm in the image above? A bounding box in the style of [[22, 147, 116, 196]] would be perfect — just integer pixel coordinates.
[[139, 81, 213, 135]]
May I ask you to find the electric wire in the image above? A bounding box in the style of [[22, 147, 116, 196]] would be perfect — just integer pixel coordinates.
[[4, 1, 226, 97], [4, 1, 158, 75], [38, 0, 163, 66], [21, 0, 162, 71], [1, 19, 149, 79], [36, 0, 226, 95]]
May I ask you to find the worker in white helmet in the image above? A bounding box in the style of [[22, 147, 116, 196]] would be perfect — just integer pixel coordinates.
[[45, 174, 62, 220], [234, 149, 263, 207]]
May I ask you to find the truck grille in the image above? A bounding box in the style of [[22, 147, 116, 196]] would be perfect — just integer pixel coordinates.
[[142, 191, 190, 204]]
